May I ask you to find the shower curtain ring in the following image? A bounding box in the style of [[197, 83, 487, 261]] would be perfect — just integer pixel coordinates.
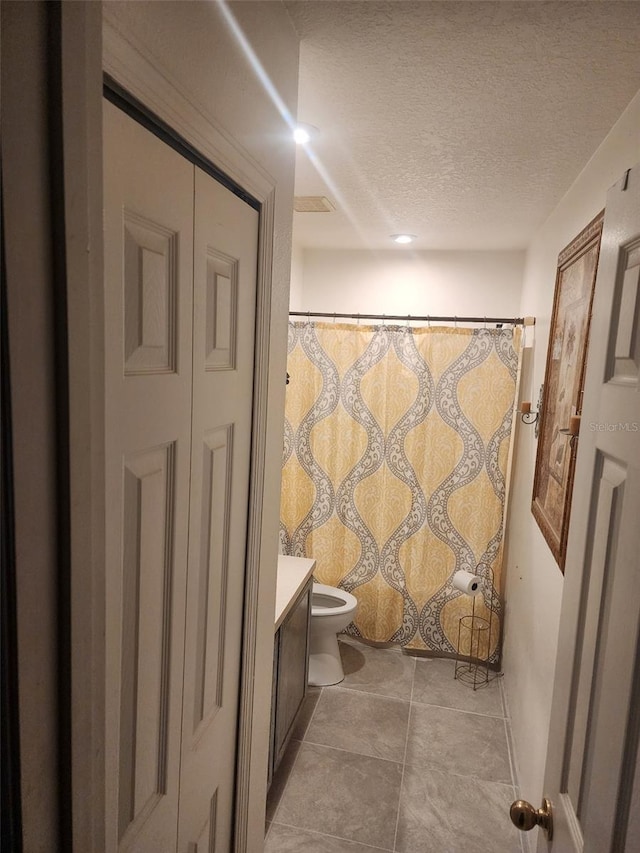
[[484, 316, 487, 330]]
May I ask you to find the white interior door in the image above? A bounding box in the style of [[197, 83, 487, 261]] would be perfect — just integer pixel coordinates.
[[103, 100, 194, 851], [177, 169, 258, 851], [531, 166, 640, 852]]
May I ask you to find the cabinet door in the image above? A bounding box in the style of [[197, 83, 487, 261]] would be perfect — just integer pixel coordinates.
[[274, 585, 311, 769]]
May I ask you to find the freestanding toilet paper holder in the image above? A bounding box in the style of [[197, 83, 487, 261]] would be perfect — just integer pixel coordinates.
[[454, 563, 498, 690]]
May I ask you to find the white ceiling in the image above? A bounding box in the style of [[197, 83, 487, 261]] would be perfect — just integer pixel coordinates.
[[284, 1, 640, 251]]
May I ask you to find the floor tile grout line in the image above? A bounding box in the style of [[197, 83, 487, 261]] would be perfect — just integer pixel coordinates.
[[392, 654, 415, 852], [497, 674, 528, 853], [337, 683, 414, 704], [499, 679, 521, 792], [323, 683, 413, 705], [400, 758, 516, 790], [270, 819, 394, 852], [339, 670, 506, 718], [503, 715, 517, 789], [302, 734, 406, 765], [499, 670, 509, 719], [500, 679, 524, 790], [296, 737, 405, 767], [297, 736, 516, 789], [409, 694, 506, 719], [500, 703, 528, 853]]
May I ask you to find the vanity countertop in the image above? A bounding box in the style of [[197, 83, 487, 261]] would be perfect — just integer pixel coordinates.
[[275, 555, 315, 632]]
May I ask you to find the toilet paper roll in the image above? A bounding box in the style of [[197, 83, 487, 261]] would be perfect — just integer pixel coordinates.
[[452, 569, 483, 597]]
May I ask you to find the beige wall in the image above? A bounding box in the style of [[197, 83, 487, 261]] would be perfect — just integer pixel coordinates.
[[290, 241, 305, 307], [291, 247, 525, 317], [503, 89, 640, 803]]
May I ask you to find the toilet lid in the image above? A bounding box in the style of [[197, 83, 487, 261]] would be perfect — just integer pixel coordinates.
[[311, 582, 358, 617]]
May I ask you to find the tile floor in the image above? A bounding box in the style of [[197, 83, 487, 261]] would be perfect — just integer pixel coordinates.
[[265, 636, 528, 853]]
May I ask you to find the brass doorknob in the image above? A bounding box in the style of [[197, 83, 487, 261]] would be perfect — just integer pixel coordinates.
[[510, 798, 553, 840]]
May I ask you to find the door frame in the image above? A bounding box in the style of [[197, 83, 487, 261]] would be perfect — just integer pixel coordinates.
[[2, 2, 100, 849], [61, 6, 282, 850]]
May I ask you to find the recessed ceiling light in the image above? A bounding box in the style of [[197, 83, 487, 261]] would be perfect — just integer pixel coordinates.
[[293, 123, 318, 145], [293, 127, 311, 144], [391, 234, 416, 244]]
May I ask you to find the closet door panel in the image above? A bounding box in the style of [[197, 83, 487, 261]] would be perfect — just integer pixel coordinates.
[[178, 168, 259, 852], [103, 100, 194, 853]]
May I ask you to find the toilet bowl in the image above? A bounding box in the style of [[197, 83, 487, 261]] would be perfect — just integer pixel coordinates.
[[308, 583, 358, 686]]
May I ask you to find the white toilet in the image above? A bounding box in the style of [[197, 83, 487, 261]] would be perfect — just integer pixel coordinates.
[[308, 583, 358, 686]]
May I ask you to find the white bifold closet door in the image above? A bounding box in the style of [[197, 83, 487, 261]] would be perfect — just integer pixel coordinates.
[[178, 164, 258, 852], [103, 100, 258, 853]]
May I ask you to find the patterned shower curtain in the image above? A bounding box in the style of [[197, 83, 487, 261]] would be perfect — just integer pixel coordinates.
[[280, 321, 522, 662]]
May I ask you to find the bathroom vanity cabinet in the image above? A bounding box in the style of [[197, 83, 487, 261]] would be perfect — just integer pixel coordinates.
[[270, 556, 315, 785]]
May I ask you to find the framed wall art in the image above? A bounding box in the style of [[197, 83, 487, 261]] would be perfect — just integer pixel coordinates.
[[531, 210, 604, 572]]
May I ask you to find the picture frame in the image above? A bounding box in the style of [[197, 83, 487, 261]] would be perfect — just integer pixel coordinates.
[[531, 210, 604, 572]]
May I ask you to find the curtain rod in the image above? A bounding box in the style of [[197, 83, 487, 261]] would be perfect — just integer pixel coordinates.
[[289, 311, 535, 326]]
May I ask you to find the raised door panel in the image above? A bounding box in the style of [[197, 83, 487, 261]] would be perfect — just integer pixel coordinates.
[[186, 792, 218, 853], [610, 245, 640, 386], [119, 444, 175, 839], [103, 100, 194, 852], [205, 250, 237, 371], [192, 426, 233, 735], [123, 212, 178, 375], [179, 168, 259, 852]]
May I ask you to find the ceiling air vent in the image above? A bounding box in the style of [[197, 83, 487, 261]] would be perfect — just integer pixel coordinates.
[[294, 196, 335, 213]]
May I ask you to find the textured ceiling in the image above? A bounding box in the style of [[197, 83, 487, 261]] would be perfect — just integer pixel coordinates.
[[284, 1, 640, 250]]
